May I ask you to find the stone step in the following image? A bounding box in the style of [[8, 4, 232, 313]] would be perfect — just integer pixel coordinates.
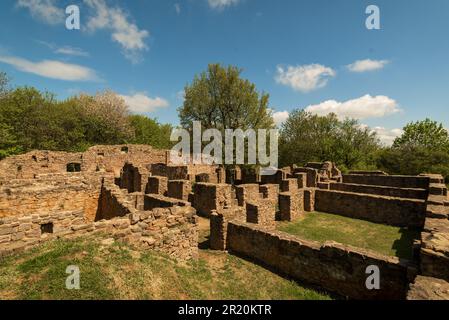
[[429, 183, 448, 196], [427, 194, 448, 206], [426, 204, 449, 219]]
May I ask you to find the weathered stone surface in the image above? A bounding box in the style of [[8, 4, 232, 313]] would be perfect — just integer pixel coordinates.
[[226, 221, 410, 300], [315, 190, 426, 227], [407, 276, 449, 300]]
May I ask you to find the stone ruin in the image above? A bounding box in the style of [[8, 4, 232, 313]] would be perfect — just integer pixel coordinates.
[[0, 148, 448, 300]]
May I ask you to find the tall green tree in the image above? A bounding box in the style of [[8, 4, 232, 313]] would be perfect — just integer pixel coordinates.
[[279, 110, 380, 169], [393, 118, 449, 151], [179, 63, 274, 131], [378, 119, 449, 179], [129, 115, 173, 149]]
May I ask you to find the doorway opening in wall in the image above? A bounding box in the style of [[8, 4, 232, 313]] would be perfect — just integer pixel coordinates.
[[67, 163, 81, 172], [40, 223, 53, 235]]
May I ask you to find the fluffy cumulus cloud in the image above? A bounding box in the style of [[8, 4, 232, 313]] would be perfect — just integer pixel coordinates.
[[84, 0, 149, 63], [305, 94, 401, 120], [275, 64, 336, 93], [370, 126, 403, 146], [0, 55, 99, 81], [208, 0, 240, 10], [272, 111, 289, 126], [119, 93, 169, 113], [16, 0, 65, 25], [347, 59, 389, 73]]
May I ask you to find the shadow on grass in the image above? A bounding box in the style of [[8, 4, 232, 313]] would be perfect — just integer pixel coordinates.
[[227, 249, 341, 300], [391, 227, 420, 261]]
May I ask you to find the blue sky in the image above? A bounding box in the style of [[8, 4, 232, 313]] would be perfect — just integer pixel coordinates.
[[0, 0, 448, 144]]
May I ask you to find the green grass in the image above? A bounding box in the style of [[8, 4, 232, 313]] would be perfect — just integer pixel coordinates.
[[0, 235, 330, 300], [278, 212, 419, 260]]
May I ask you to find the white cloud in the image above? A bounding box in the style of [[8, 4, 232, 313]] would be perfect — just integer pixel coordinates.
[[55, 46, 89, 57], [84, 0, 149, 63], [275, 64, 336, 93], [272, 111, 289, 126], [119, 93, 169, 113], [174, 3, 181, 15], [0, 55, 99, 81], [347, 59, 389, 73], [17, 0, 64, 25], [305, 94, 401, 120], [37, 41, 90, 57], [208, 0, 240, 10], [370, 126, 403, 146]]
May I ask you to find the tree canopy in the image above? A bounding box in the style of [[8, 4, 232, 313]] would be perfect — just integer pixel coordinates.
[[0, 73, 172, 159], [179, 63, 274, 131], [279, 110, 380, 170], [393, 118, 449, 151]]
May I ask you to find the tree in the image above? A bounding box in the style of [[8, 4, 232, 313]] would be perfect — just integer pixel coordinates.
[[129, 115, 173, 149], [379, 119, 449, 180], [179, 63, 274, 131], [0, 72, 9, 96], [75, 90, 135, 145], [393, 118, 449, 151], [279, 110, 380, 169]]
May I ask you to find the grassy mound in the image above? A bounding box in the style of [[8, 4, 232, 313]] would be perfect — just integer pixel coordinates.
[[0, 235, 330, 300]]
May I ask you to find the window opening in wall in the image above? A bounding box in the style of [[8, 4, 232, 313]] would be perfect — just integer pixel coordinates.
[[40, 222, 53, 234], [67, 163, 81, 172]]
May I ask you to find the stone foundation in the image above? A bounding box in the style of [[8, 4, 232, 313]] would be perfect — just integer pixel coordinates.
[[315, 189, 426, 227], [226, 221, 412, 300]]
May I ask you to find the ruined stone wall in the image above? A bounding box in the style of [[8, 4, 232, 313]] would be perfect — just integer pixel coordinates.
[[235, 184, 260, 207], [0, 145, 167, 180], [168, 180, 192, 201], [0, 173, 109, 222], [419, 174, 449, 283], [0, 182, 199, 260], [226, 221, 411, 300], [329, 183, 428, 200], [342, 174, 430, 189], [96, 185, 132, 221], [314, 190, 427, 227], [279, 191, 304, 221], [246, 199, 276, 228], [192, 183, 234, 217], [144, 194, 190, 211], [120, 163, 150, 193]]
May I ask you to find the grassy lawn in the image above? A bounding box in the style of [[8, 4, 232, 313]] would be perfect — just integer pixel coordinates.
[[0, 233, 330, 300], [277, 212, 419, 260]]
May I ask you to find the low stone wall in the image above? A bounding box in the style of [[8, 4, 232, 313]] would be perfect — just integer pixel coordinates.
[[420, 183, 449, 282], [192, 183, 233, 217], [120, 163, 149, 193], [279, 191, 304, 221], [315, 190, 426, 227], [144, 194, 189, 210], [329, 182, 428, 200], [342, 174, 430, 189], [235, 184, 260, 207], [0, 200, 198, 260], [168, 180, 192, 201], [146, 176, 168, 196], [226, 221, 411, 299], [0, 173, 108, 222], [246, 199, 276, 228]]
